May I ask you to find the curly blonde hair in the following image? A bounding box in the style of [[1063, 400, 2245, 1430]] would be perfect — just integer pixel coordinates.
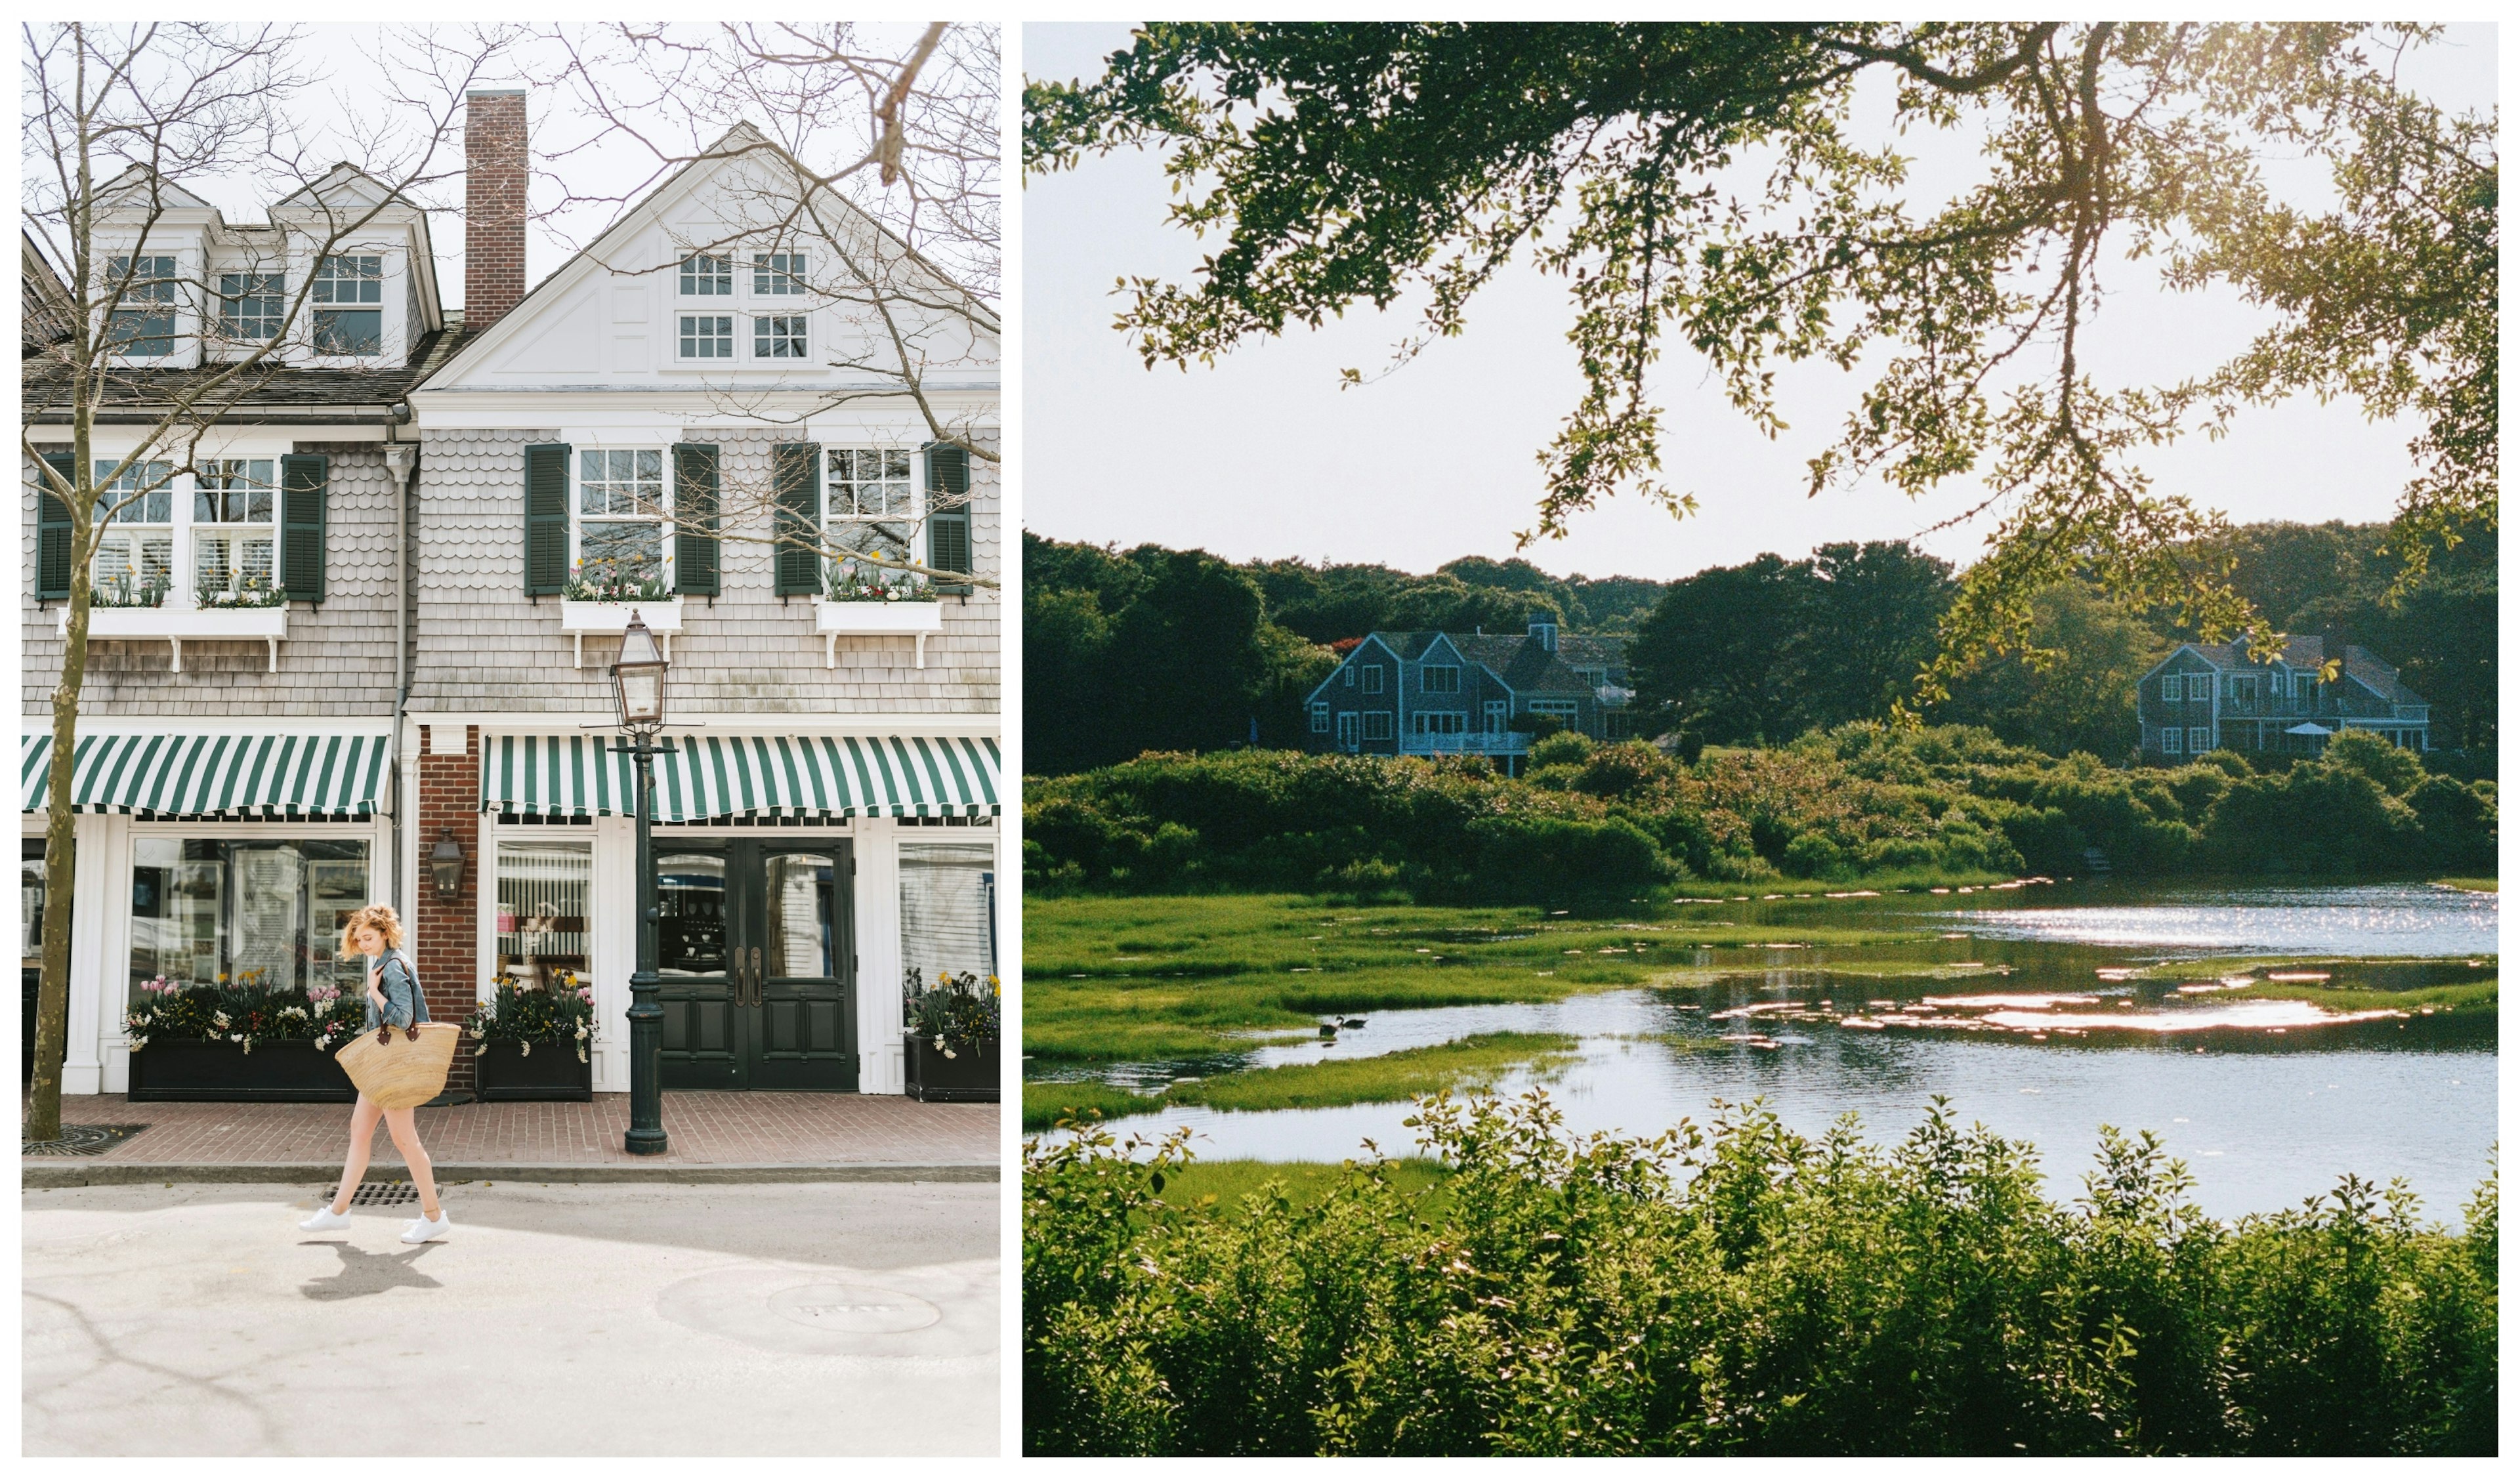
[[341, 903, 406, 954]]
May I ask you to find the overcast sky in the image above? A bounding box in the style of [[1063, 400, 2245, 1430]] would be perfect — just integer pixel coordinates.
[[1022, 23, 2498, 583]]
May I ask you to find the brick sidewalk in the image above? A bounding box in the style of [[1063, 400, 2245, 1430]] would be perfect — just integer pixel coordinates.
[[25, 1091, 999, 1184]]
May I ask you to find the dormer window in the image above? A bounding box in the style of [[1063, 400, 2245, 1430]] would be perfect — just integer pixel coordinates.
[[753, 252, 805, 295], [217, 272, 284, 344], [311, 255, 381, 355], [107, 256, 178, 356], [679, 253, 732, 295]]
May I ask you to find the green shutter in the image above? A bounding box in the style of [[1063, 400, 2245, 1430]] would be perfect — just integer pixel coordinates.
[[772, 442, 822, 597], [924, 442, 973, 593], [36, 452, 76, 600], [524, 442, 572, 596], [673, 443, 720, 596], [280, 453, 328, 602]]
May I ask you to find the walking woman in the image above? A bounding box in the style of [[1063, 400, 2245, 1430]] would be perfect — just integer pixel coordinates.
[[297, 904, 451, 1242]]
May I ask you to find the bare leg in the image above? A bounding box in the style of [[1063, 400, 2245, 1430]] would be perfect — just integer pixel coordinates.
[[329, 1095, 384, 1213], [383, 1106, 441, 1220]]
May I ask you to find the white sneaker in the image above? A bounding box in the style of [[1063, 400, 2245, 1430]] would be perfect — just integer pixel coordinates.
[[400, 1211, 450, 1244], [297, 1204, 352, 1232]]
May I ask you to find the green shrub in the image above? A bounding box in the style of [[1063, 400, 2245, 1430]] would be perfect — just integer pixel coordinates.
[[1025, 1091, 2498, 1456]]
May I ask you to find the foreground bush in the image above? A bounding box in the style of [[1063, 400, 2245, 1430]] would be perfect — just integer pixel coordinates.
[[1024, 1093, 2497, 1455]]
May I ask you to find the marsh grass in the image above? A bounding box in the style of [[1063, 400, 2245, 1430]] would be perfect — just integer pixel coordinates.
[[2120, 955, 2499, 1013], [1169, 1031, 1579, 1112], [1024, 1079, 1161, 1132], [1150, 1157, 1453, 1215], [2434, 877, 2498, 892], [1024, 892, 1932, 1058]]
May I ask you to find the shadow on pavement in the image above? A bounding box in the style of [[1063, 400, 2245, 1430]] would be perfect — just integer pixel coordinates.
[[296, 1239, 443, 1301]]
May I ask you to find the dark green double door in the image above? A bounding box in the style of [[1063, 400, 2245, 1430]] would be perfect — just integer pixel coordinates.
[[656, 841, 856, 1091]]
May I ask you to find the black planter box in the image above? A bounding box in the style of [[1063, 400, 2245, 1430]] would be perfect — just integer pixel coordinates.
[[125, 1038, 354, 1102], [473, 1039, 593, 1101], [904, 1033, 999, 1103]]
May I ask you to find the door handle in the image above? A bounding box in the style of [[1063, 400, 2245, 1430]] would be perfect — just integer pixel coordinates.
[[749, 946, 765, 1007]]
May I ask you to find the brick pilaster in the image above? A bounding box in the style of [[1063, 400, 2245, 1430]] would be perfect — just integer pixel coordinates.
[[417, 723, 480, 1094]]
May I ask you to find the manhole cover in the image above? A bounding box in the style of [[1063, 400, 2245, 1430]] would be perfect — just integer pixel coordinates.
[[23, 1123, 146, 1157], [767, 1283, 940, 1335]]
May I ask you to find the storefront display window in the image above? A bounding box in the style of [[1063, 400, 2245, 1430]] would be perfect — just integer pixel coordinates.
[[127, 837, 368, 1004], [495, 841, 591, 989], [899, 842, 994, 981]]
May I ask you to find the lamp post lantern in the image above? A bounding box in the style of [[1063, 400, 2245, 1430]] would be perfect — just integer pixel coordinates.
[[610, 610, 671, 1155]]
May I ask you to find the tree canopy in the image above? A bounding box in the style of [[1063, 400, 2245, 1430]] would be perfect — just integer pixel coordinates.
[[1026, 22, 2496, 702]]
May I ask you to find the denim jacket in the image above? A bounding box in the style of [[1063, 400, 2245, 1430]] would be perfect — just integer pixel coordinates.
[[358, 953, 429, 1033]]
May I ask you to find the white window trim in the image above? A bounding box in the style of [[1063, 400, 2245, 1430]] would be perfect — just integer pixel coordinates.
[[751, 311, 812, 362], [673, 311, 739, 363], [571, 445, 675, 593], [2160, 726, 2184, 755]]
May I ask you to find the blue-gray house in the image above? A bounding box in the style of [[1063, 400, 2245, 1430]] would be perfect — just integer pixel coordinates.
[[2135, 635, 2430, 761], [1302, 618, 1632, 772]]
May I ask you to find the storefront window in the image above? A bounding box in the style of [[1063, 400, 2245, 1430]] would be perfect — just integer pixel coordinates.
[[127, 838, 368, 1004], [495, 841, 591, 989], [656, 851, 728, 976], [899, 843, 994, 982]]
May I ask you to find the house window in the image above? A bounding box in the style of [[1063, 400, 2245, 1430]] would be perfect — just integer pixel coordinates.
[[2161, 674, 2181, 703], [93, 459, 175, 604], [107, 255, 178, 356], [126, 837, 369, 1004], [311, 255, 382, 356], [1342, 665, 1355, 688], [495, 841, 591, 991], [1412, 712, 1467, 736], [2160, 726, 2183, 755], [575, 448, 670, 592], [826, 448, 915, 572], [753, 252, 805, 295], [1421, 665, 1460, 694], [2186, 674, 2211, 701], [1362, 712, 1394, 741], [1309, 704, 1330, 734], [679, 253, 733, 295], [190, 459, 277, 601], [2227, 675, 2258, 702], [2189, 727, 2211, 755], [901, 843, 998, 982], [1530, 698, 1582, 725], [217, 272, 282, 344], [754, 314, 808, 359], [1573, 667, 1606, 687], [1484, 701, 1509, 734], [1360, 666, 1385, 696], [679, 314, 734, 358]]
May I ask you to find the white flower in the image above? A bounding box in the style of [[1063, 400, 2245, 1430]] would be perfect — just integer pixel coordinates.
[[576, 1046, 589, 1064], [520, 1041, 532, 1057], [474, 1043, 489, 1057]]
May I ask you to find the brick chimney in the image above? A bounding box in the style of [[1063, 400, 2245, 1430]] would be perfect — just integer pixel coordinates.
[[463, 89, 528, 328]]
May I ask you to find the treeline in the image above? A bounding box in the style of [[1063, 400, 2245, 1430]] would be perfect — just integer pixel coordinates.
[[1024, 522, 2496, 774], [1027, 1094, 2499, 1455], [1022, 725, 2496, 901]]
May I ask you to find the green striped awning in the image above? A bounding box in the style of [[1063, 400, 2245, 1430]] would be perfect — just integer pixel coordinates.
[[21, 732, 391, 818], [482, 734, 1001, 822]]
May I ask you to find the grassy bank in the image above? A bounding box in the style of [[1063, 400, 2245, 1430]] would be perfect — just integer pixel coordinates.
[[2435, 877, 2498, 892], [1028, 1091, 2500, 1456], [1023, 1031, 1580, 1131], [1150, 1157, 1452, 1214], [1024, 892, 1932, 1060], [2123, 956, 2498, 1014]]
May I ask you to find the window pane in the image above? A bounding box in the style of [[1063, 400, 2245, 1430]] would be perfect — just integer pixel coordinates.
[[313, 309, 381, 354], [314, 255, 381, 303], [831, 520, 911, 566], [755, 314, 806, 357], [579, 520, 663, 584], [764, 853, 836, 978], [495, 842, 591, 989], [126, 838, 368, 1005], [193, 459, 274, 523], [656, 852, 727, 976], [900, 844, 994, 983], [679, 254, 731, 296], [218, 272, 283, 341]]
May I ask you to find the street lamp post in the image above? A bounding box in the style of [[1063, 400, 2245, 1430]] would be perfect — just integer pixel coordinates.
[[610, 610, 671, 1156]]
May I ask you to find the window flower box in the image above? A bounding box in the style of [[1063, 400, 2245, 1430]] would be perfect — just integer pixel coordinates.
[[472, 1039, 593, 1101], [125, 1038, 354, 1102], [815, 596, 943, 669], [904, 1032, 999, 1103], [558, 598, 682, 669], [60, 604, 289, 672]]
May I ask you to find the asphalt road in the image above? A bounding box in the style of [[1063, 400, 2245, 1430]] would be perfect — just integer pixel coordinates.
[[23, 1178, 998, 1455]]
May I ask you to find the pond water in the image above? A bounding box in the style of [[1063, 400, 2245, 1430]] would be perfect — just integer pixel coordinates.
[[1034, 881, 2499, 1224]]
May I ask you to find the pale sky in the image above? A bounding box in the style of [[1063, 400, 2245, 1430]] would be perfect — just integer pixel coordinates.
[[1022, 23, 2498, 583]]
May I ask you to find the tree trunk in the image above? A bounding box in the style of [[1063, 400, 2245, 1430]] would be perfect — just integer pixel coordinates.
[[27, 457, 94, 1144]]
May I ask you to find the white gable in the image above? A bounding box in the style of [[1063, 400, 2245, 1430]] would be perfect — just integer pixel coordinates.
[[419, 127, 996, 402]]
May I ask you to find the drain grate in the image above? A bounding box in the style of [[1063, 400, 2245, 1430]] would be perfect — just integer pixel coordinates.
[[327, 1181, 421, 1207], [23, 1123, 148, 1157]]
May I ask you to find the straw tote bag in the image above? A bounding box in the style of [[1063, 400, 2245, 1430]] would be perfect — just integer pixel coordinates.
[[335, 955, 459, 1108]]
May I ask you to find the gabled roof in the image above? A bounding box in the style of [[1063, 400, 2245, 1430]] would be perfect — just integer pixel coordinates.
[[2338, 647, 2426, 707], [418, 121, 996, 391], [2135, 635, 2427, 708], [22, 230, 74, 351], [1373, 629, 1597, 696]]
